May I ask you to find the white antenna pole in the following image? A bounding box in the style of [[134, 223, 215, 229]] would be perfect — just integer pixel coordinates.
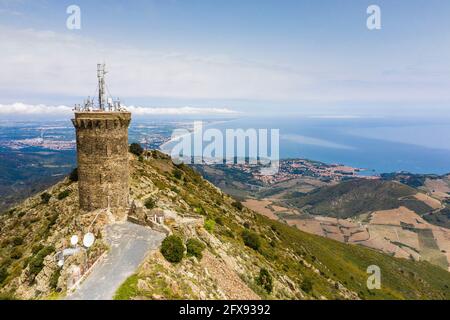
[[97, 63, 107, 111], [79, 63, 123, 112]]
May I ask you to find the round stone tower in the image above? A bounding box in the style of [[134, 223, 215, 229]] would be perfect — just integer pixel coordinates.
[[72, 111, 131, 214], [71, 64, 132, 218]]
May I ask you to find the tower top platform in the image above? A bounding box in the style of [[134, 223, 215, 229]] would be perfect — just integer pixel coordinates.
[[73, 63, 127, 113], [74, 111, 131, 118], [72, 111, 131, 130]]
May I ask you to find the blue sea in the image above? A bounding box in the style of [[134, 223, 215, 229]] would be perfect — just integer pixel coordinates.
[[180, 115, 450, 175], [3, 115, 450, 175]]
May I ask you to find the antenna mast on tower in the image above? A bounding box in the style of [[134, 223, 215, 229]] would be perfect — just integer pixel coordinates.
[[97, 63, 107, 111], [74, 64, 124, 112]]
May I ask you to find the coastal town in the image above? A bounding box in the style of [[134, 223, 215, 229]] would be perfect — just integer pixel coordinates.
[[229, 158, 380, 185], [1, 137, 75, 151]]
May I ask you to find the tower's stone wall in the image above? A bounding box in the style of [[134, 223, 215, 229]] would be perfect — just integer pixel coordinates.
[[72, 112, 131, 216]]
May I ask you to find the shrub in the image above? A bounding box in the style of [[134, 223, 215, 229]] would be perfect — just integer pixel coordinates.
[[242, 230, 261, 251], [173, 169, 183, 180], [10, 248, 23, 260], [45, 213, 59, 233], [0, 267, 8, 284], [222, 229, 235, 239], [214, 216, 224, 226], [129, 143, 144, 156], [57, 190, 70, 200], [144, 198, 156, 209], [186, 238, 206, 260], [138, 155, 144, 162], [160, 235, 184, 263], [0, 293, 16, 300], [0, 258, 12, 270], [28, 246, 55, 280], [41, 192, 51, 204], [204, 219, 216, 233], [68, 168, 78, 182], [32, 244, 44, 255], [232, 200, 243, 211], [12, 236, 24, 246], [301, 277, 313, 293], [49, 269, 61, 290], [257, 268, 273, 293], [194, 206, 205, 214]]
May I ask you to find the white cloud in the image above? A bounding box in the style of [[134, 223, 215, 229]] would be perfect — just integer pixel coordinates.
[[0, 25, 311, 102], [0, 102, 239, 116], [126, 106, 239, 115], [0, 103, 71, 115], [1, 25, 450, 105]]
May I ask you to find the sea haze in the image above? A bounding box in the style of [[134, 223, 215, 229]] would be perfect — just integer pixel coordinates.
[[2, 115, 450, 179], [198, 115, 450, 175]]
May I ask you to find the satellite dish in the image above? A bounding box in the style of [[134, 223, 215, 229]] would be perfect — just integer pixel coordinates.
[[70, 235, 79, 246], [83, 233, 95, 248]]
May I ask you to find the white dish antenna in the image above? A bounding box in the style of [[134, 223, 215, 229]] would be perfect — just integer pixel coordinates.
[[83, 233, 95, 248], [70, 235, 79, 246]]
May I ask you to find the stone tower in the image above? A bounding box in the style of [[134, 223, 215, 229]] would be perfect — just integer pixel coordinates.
[[72, 64, 131, 217]]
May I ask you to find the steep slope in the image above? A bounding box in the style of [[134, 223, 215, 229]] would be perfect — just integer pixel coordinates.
[[1, 151, 450, 300], [116, 152, 450, 300], [0, 175, 109, 299]]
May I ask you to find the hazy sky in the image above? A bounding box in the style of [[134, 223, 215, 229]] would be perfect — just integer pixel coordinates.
[[1, 0, 450, 117]]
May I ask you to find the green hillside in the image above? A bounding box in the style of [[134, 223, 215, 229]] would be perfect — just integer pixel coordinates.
[[260, 216, 450, 299], [1, 151, 450, 300], [286, 179, 433, 218], [117, 154, 450, 300]]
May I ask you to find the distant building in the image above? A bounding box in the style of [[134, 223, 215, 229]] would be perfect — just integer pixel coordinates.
[[72, 64, 131, 218]]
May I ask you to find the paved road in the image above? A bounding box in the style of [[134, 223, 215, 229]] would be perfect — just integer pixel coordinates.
[[67, 222, 165, 300]]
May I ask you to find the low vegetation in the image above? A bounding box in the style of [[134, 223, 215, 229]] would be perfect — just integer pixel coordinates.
[[123, 153, 450, 300], [232, 200, 243, 211], [129, 143, 144, 156], [57, 190, 70, 200], [49, 269, 61, 290], [0, 267, 8, 284], [204, 219, 215, 233], [113, 274, 139, 300], [3, 150, 450, 300], [256, 268, 273, 293], [40, 192, 51, 204], [172, 168, 183, 180], [68, 168, 78, 182], [144, 198, 156, 209], [186, 238, 206, 260], [241, 230, 261, 251], [301, 277, 313, 293], [160, 235, 184, 263], [28, 245, 55, 282]]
